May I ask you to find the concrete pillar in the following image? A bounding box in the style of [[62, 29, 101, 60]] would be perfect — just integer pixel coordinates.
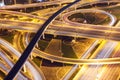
[[72, 37, 77, 43], [40, 58, 43, 67], [59, 3, 62, 7], [78, 65, 81, 68], [24, 8, 26, 12], [42, 33, 45, 39], [74, 4, 77, 11], [30, 53, 33, 60], [51, 60, 54, 63], [108, 2, 109, 6], [36, 42, 39, 48], [54, 34, 57, 38], [28, 0, 32, 4], [23, 65, 26, 73], [13, 0, 16, 4]]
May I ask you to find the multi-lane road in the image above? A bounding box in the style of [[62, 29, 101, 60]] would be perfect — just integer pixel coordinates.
[[0, 0, 73, 10], [1, 0, 120, 80], [1, 9, 120, 41], [0, 50, 28, 80], [0, 38, 46, 80], [73, 41, 118, 80]]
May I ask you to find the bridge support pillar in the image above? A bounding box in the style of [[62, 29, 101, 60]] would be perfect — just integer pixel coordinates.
[[28, 0, 32, 4], [54, 34, 57, 38], [36, 42, 39, 48], [42, 33, 45, 39], [30, 53, 33, 60], [78, 65, 81, 68], [23, 65, 26, 73], [60, 13, 62, 21], [39, 58, 43, 68], [59, 3, 62, 7], [74, 4, 77, 11], [13, 0, 16, 4], [108, 2, 110, 6], [72, 37, 77, 43], [51, 60, 54, 63], [44, 6, 46, 9], [24, 8, 26, 12]]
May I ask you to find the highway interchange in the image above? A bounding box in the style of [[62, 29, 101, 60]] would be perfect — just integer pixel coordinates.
[[0, 0, 120, 80]]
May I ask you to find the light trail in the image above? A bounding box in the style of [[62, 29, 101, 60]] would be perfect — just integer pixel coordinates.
[[61, 40, 99, 80], [0, 51, 28, 80], [4, 0, 81, 80], [17, 33, 120, 65], [0, 0, 119, 66], [1, 9, 120, 41], [1, 0, 120, 80], [0, 38, 46, 80]]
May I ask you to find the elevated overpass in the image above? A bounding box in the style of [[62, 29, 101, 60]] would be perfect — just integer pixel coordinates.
[[4, 0, 81, 80], [2, 0, 120, 80], [1, 9, 120, 41], [0, 0, 73, 10]]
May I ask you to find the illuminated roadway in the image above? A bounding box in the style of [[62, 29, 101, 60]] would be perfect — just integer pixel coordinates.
[[73, 41, 118, 80], [0, 51, 28, 80], [62, 7, 117, 79], [61, 40, 99, 80], [0, 1, 120, 65], [1, 9, 120, 41], [62, 9, 116, 26], [1, 7, 120, 65], [0, 0, 73, 10], [4, 0, 81, 79], [61, 7, 118, 79], [73, 16, 118, 79], [23, 33, 120, 64], [16, 32, 120, 80], [0, 0, 119, 79], [61, 8, 116, 79], [22, 2, 119, 80], [99, 43, 120, 80], [0, 38, 46, 80], [77, 0, 120, 10]]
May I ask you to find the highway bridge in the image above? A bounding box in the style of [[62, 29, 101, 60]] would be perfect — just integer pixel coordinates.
[[1, 0, 120, 80], [4, 0, 81, 80], [1, 9, 120, 41]]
